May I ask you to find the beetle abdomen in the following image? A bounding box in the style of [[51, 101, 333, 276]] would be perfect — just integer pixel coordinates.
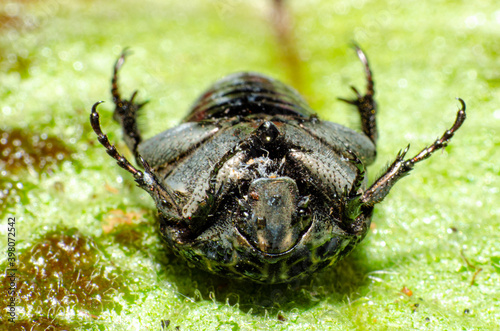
[[184, 72, 314, 122]]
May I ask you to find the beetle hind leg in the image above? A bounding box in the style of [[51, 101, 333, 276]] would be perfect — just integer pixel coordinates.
[[339, 46, 378, 144], [360, 100, 466, 207], [111, 49, 148, 159]]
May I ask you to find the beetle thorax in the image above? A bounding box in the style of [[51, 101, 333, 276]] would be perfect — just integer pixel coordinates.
[[211, 121, 313, 255]]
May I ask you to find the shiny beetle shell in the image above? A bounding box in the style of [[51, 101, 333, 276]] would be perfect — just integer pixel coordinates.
[[90, 48, 466, 283]]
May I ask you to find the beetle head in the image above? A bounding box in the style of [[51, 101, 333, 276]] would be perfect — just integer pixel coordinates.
[[236, 177, 312, 254]]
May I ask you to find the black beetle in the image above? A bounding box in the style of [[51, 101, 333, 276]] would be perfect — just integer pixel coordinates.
[[90, 47, 466, 283]]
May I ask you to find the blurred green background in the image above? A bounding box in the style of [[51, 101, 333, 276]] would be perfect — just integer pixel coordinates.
[[1, 0, 499, 330]]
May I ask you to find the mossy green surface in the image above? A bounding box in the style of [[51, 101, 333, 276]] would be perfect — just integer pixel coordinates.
[[1, 0, 499, 330]]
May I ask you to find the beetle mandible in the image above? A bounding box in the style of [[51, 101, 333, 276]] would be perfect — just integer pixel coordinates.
[[90, 47, 466, 283]]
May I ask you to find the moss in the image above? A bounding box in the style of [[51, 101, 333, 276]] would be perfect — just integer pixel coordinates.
[[0, 228, 132, 328], [1, 316, 81, 331], [0, 128, 74, 210], [0, 128, 73, 174]]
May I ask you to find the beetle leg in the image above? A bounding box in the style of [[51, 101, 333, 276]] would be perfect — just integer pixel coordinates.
[[111, 49, 148, 160], [339, 45, 378, 144], [360, 100, 466, 207], [341, 150, 365, 221], [90, 102, 180, 215], [346, 149, 365, 198]]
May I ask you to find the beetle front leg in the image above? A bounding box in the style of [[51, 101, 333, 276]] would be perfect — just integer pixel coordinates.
[[360, 100, 466, 207], [339, 46, 378, 144], [111, 49, 148, 160], [90, 102, 180, 216]]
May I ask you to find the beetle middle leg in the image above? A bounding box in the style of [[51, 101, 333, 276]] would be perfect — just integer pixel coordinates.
[[111, 49, 148, 160], [341, 149, 366, 222], [339, 46, 378, 144], [360, 99, 466, 207]]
